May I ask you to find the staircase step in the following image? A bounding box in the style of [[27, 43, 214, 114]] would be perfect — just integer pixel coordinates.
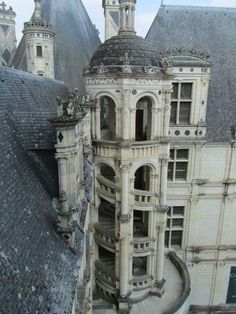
[[93, 298, 114, 310]]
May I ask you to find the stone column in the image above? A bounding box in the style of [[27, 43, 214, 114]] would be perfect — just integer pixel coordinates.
[[163, 90, 172, 137], [156, 224, 165, 283], [128, 7, 132, 29], [131, 7, 135, 29], [95, 105, 101, 139], [130, 108, 136, 140], [121, 164, 129, 216], [57, 156, 68, 200], [119, 163, 131, 306], [160, 158, 168, 206], [151, 108, 158, 140], [122, 89, 131, 140]]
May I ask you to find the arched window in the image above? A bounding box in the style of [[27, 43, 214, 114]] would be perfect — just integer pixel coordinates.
[[100, 96, 116, 140], [135, 97, 152, 141], [134, 165, 152, 191]]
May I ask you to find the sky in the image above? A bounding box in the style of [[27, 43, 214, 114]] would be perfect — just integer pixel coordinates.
[[5, 0, 236, 44]]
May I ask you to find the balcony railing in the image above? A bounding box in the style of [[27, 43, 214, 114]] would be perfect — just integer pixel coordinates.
[[96, 175, 116, 202], [131, 141, 159, 158], [95, 259, 116, 287], [134, 189, 155, 209], [132, 275, 150, 291], [133, 238, 152, 252], [94, 223, 116, 252], [94, 140, 159, 159]]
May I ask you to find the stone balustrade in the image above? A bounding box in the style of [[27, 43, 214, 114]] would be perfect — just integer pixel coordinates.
[[94, 140, 159, 159], [94, 223, 116, 252], [132, 275, 150, 291], [96, 174, 116, 202], [134, 189, 155, 207], [133, 237, 152, 252]]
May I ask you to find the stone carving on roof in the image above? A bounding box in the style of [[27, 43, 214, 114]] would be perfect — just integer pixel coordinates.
[[0, 1, 15, 15], [55, 89, 94, 120], [161, 48, 211, 60]]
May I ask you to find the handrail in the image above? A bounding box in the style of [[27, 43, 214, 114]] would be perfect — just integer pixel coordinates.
[[97, 174, 116, 188], [94, 223, 116, 239], [163, 251, 191, 314], [133, 189, 154, 197]]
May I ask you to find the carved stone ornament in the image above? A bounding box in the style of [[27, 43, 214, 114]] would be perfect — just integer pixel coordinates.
[[161, 48, 210, 60], [98, 63, 108, 73], [55, 89, 94, 120], [118, 213, 131, 223]]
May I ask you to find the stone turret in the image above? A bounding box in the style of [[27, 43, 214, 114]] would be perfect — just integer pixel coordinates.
[[103, 0, 119, 40], [23, 0, 55, 78], [0, 1, 16, 66]]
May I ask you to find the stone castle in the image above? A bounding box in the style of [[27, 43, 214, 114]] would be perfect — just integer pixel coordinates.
[[0, 1, 236, 314]]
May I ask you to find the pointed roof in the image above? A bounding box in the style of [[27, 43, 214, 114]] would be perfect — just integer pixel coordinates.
[[12, 0, 101, 91], [146, 5, 236, 142]]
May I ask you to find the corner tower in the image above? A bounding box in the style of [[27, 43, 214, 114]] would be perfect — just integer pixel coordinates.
[[23, 0, 55, 78], [85, 1, 187, 312], [0, 1, 16, 66], [103, 0, 119, 40]]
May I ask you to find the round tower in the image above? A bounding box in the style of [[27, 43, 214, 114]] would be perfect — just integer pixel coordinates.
[[85, 1, 173, 311], [23, 0, 55, 78]]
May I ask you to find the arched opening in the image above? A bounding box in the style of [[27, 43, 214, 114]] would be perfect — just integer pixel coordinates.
[[135, 97, 152, 141], [100, 164, 116, 182], [134, 165, 152, 191], [133, 210, 149, 237], [100, 96, 116, 140], [98, 198, 115, 221]]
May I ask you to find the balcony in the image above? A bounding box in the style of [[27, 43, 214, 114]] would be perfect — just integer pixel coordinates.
[[133, 238, 152, 253], [95, 258, 116, 303], [134, 189, 155, 210], [94, 221, 116, 253], [132, 275, 151, 291], [93, 140, 159, 160], [96, 174, 116, 203]]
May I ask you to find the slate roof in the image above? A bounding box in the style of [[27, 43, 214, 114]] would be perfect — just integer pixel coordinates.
[[147, 5, 236, 142], [12, 0, 101, 91], [0, 66, 82, 314], [90, 34, 162, 69]]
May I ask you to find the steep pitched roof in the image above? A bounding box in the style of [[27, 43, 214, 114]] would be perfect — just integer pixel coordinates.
[[147, 5, 236, 142], [12, 0, 101, 91], [0, 66, 82, 313]]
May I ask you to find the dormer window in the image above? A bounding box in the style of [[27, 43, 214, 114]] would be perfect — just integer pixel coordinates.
[[36, 45, 43, 57], [170, 83, 192, 125]]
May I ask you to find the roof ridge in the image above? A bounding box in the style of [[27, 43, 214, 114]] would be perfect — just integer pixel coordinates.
[[161, 4, 236, 10]]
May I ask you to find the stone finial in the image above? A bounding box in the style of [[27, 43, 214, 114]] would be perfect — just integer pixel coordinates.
[[0, 1, 7, 10], [31, 0, 42, 22]]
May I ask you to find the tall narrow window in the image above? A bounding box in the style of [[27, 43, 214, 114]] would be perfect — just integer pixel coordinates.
[[170, 83, 192, 125], [168, 149, 189, 181], [165, 206, 185, 248], [36, 45, 43, 57]]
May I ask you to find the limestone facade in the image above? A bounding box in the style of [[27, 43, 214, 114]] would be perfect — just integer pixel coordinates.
[[0, 1, 16, 66]]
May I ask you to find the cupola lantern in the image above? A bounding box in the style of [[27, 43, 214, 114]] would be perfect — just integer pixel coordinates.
[[118, 0, 136, 34]]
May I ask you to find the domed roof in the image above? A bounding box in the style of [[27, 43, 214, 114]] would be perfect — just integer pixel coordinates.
[[90, 34, 162, 70]]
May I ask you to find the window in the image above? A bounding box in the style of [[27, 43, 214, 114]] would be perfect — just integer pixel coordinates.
[[165, 206, 185, 248], [36, 45, 43, 57], [170, 83, 193, 125], [168, 149, 188, 181]]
